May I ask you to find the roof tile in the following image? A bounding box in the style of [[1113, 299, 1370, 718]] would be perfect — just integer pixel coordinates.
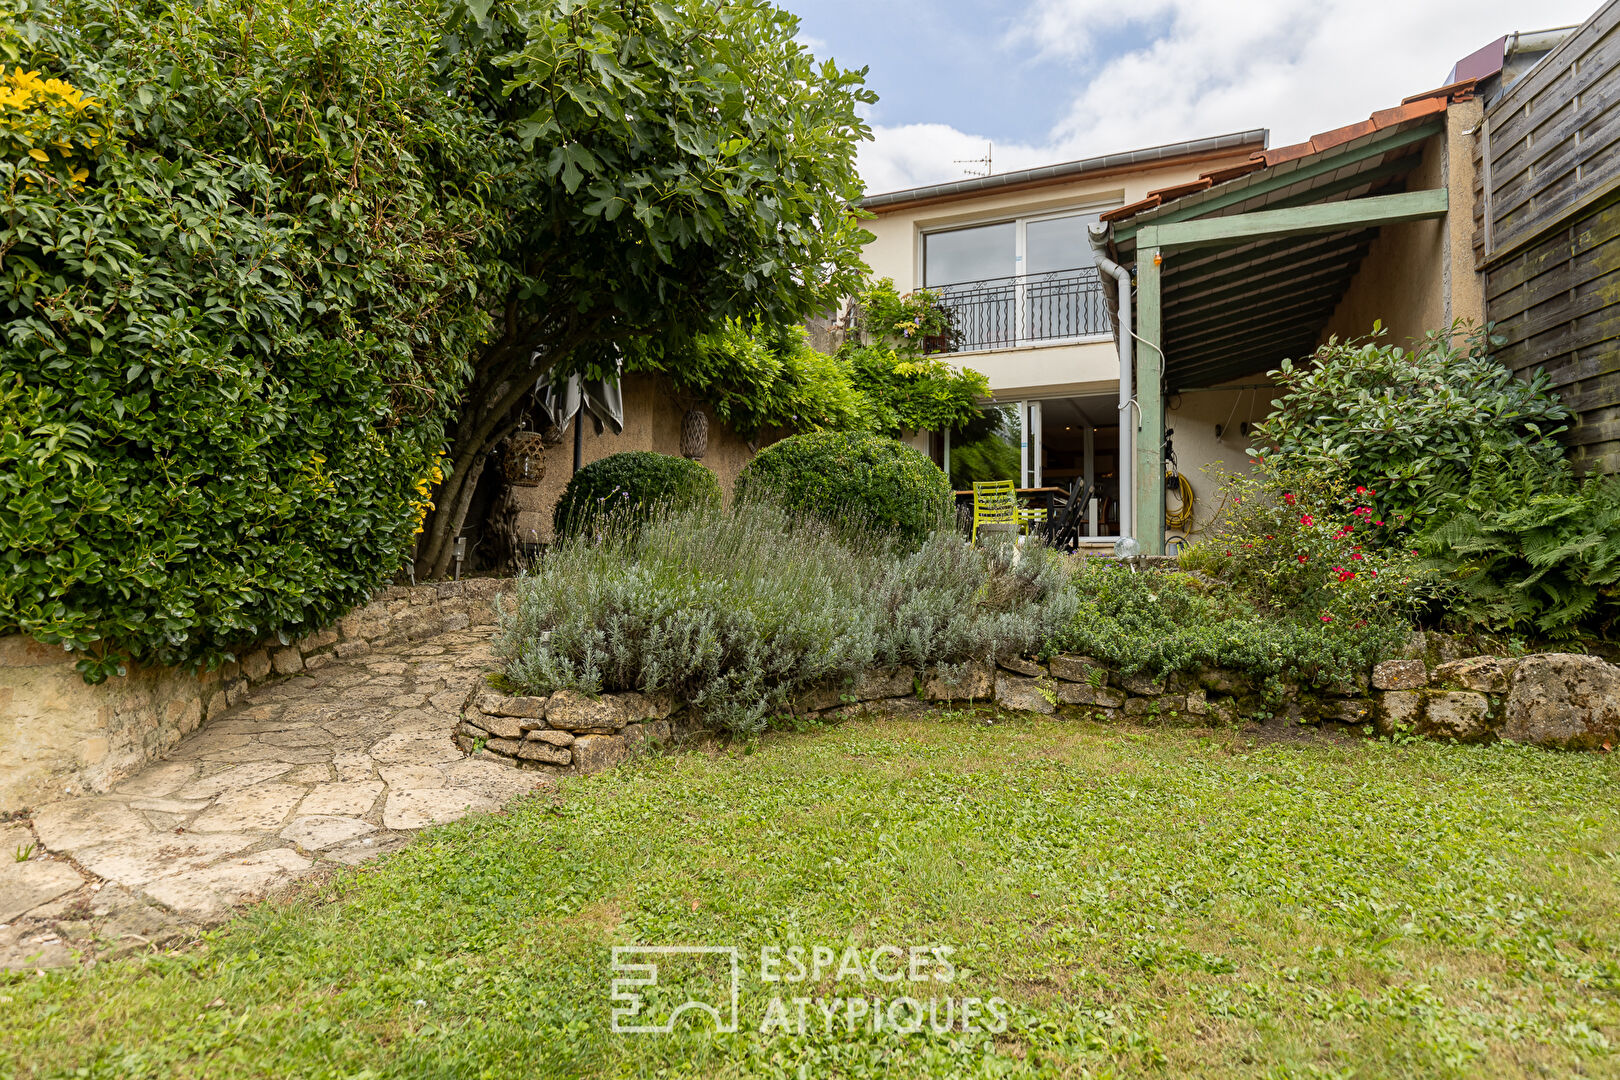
[[1402, 77, 1477, 105], [1106, 79, 1463, 227], [1260, 141, 1314, 167], [1201, 161, 1266, 184], [1309, 118, 1378, 154], [1100, 195, 1161, 223], [1146, 177, 1213, 202]]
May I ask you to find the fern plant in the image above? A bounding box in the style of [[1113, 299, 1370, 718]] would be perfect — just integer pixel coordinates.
[[1420, 449, 1620, 638]]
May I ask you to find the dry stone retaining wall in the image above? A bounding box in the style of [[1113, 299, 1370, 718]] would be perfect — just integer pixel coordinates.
[[0, 580, 503, 812], [463, 648, 1620, 777]]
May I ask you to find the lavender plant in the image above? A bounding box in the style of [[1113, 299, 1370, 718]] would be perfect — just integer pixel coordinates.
[[495, 501, 1073, 734]]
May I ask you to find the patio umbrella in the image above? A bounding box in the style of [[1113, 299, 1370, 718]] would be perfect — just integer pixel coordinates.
[[538, 363, 624, 474]]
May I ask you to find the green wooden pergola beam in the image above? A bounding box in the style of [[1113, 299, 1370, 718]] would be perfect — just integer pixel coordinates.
[[1112, 119, 1441, 242], [1136, 245, 1165, 552], [1137, 188, 1449, 251]]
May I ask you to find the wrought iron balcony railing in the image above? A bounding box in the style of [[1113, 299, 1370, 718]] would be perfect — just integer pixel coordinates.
[[929, 266, 1108, 353]]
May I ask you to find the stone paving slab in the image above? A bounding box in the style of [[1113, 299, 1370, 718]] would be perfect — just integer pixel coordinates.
[[1, 628, 550, 972]]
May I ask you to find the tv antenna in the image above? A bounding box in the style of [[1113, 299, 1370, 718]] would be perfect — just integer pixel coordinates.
[[955, 142, 992, 177]]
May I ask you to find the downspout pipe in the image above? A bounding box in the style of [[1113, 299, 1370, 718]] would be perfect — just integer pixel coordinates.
[[1088, 223, 1133, 544]]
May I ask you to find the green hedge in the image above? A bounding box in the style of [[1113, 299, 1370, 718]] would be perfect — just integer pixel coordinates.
[[1, 0, 494, 681], [553, 452, 721, 538], [734, 431, 952, 545]]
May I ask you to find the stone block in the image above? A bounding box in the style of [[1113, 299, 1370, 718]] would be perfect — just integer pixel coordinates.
[[304, 654, 331, 672], [619, 691, 676, 722], [922, 661, 994, 701], [484, 737, 525, 756], [1198, 668, 1250, 695], [456, 719, 490, 739], [271, 647, 304, 676], [854, 667, 916, 701], [570, 733, 626, 773], [1376, 690, 1424, 735], [1372, 659, 1427, 691], [475, 691, 549, 720], [475, 712, 525, 740], [1185, 687, 1209, 716], [1118, 672, 1165, 697], [1320, 698, 1373, 724], [1053, 682, 1125, 709], [526, 728, 576, 746], [241, 650, 272, 681], [1434, 656, 1508, 694], [1048, 654, 1106, 684], [334, 640, 372, 660], [1500, 654, 1620, 750], [546, 690, 628, 732], [297, 629, 339, 654], [993, 674, 1055, 715], [792, 683, 843, 713], [997, 657, 1045, 678], [1424, 691, 1492, 741]]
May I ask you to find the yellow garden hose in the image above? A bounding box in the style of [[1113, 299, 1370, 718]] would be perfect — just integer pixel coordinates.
[[1165, 469, 1195, 531]]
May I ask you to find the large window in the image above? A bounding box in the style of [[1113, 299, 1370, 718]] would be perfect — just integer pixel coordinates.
[[923, 210, 1108, 352]]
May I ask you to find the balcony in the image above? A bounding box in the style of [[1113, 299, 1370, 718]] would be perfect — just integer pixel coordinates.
[[930, 266, 1109, 354]]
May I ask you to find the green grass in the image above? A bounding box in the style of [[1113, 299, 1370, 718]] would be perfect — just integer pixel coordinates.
[[5, 715, 1620, 1078]]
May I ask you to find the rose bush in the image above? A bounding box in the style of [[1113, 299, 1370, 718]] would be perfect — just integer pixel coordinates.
[[1180, 471, 1444, 628]]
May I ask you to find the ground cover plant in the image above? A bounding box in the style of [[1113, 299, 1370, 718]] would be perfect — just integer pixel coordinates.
[[1060, 559, 1413, 697], [496, 500, 1073, 733], [1066, 472, 1438, 693], [5, 717, 1620, 1078]]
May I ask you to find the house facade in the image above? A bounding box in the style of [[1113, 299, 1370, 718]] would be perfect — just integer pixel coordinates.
[[859, 86, 1497, 551], [857, 131, 1275, 545]]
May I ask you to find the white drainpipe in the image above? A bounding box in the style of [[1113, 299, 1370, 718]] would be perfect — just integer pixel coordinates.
[[1089, 223, 1133, 543]]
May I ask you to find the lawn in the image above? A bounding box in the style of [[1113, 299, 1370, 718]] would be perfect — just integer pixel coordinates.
[[4, 714, 1620, 1079]]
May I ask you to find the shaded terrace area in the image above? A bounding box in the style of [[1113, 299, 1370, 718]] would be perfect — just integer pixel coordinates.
[[1091, 82, 1484, 551]]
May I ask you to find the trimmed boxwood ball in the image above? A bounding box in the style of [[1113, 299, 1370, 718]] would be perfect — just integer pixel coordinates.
[[553, 452, 722, 538], [735, 431, 952, 545]]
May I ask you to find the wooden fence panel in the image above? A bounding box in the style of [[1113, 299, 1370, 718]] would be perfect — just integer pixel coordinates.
[[1479, 0, 1620, 474]]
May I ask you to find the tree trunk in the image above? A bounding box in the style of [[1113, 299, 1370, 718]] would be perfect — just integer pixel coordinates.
[[414, 334, 566, 580], [413, 304, 626, 579]]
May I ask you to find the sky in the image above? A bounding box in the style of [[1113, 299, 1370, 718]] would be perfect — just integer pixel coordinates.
[[789, 0, 1599, 195]]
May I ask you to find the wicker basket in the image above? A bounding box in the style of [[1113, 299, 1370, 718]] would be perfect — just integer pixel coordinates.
[[680, 408, 709, 460], [502, 430, 547, 486]]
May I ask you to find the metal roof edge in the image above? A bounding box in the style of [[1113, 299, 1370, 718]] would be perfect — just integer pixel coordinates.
[[856, 129, 1271, 212]]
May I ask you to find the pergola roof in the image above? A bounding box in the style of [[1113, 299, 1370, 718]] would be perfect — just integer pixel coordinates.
[[1099, 85, 1473, 390]]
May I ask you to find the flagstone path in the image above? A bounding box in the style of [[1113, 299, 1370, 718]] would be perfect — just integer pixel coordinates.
[[0, 627, 550, 971]]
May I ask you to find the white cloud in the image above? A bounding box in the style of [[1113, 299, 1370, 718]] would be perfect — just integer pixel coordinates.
[[861, 0, 1596, 194]]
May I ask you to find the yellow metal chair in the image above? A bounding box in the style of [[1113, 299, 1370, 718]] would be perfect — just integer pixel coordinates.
[[971, 480, 1018, 544], [1018, 506, 1048, 537]]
